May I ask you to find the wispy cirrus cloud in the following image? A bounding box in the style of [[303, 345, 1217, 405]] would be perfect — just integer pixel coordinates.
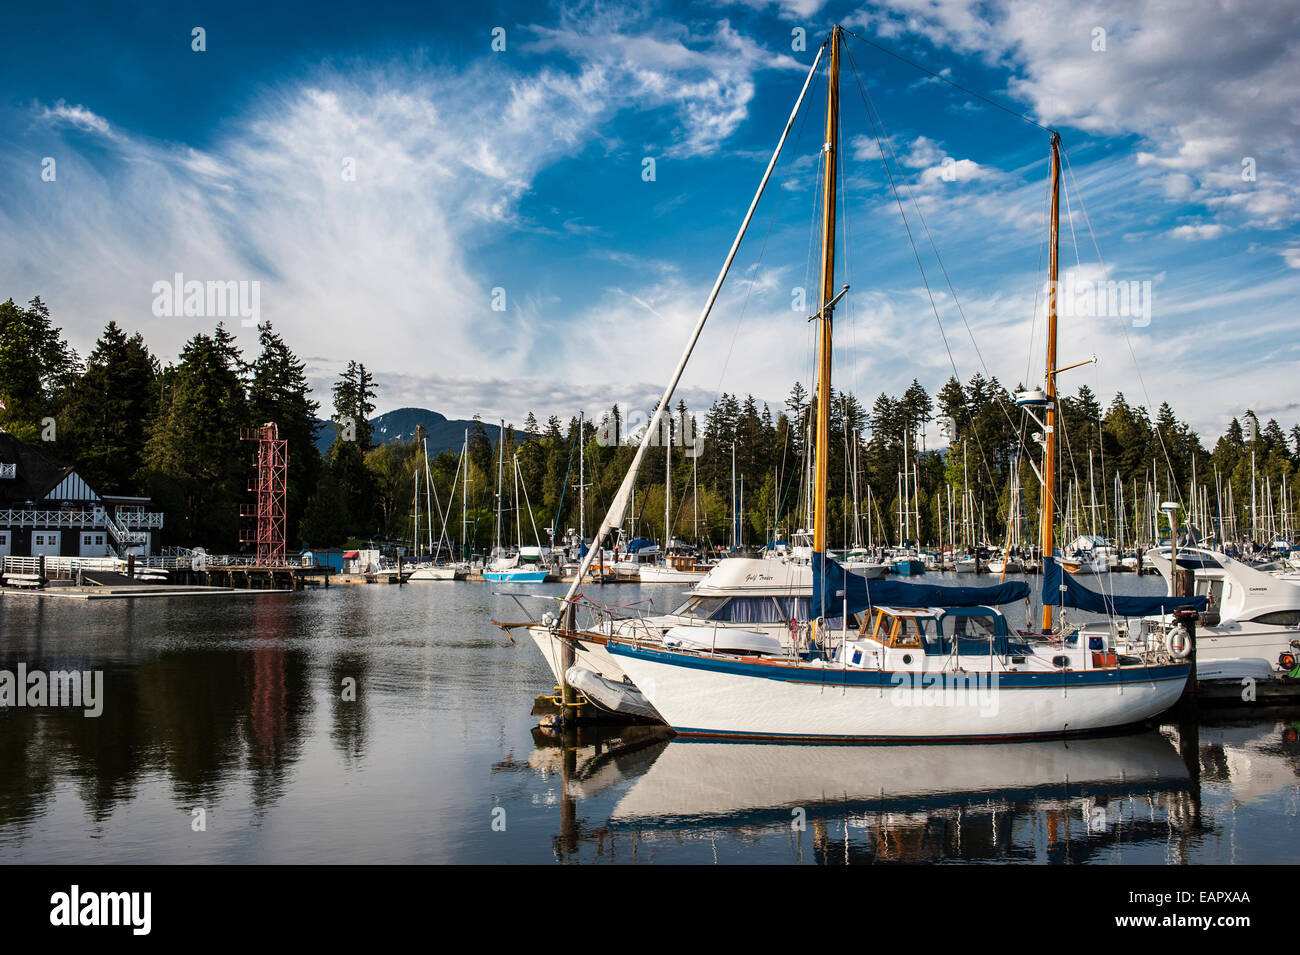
[[32, 99, 114, 137], [0, 9, 807, 427]]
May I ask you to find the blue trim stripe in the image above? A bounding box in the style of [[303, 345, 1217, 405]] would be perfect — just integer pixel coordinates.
[[607, 641, 1190, 690]]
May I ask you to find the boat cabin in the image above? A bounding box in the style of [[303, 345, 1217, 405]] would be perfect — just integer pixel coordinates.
[[830, 605, 1059, 672], [857, 606, 1022, 655]]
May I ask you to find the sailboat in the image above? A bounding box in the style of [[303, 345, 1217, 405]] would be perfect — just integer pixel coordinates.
[[407, 434, 469, 580], [640, 421, 710, 583], [483, 420, 549, 583], [528, 26, 1191, 740]]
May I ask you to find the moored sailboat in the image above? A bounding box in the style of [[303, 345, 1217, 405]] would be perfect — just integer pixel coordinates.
[[579, 29, 1189, 739], [484, 420, 549, 583], [515, 26, 1192, 737]]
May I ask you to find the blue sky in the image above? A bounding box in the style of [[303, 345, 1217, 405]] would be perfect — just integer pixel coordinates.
[[2, 0, 1297, 442]]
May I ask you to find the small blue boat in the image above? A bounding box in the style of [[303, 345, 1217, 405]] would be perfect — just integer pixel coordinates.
[[887, 553, 925, 575], [483, 569, 548, 583]]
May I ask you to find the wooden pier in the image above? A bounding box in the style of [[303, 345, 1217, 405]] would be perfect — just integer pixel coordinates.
[[176, 563, 333, 591]]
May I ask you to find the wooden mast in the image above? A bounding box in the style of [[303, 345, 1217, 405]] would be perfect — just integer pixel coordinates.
[[1040, 132, 1061, 632], [813, 33, 840, 537], [813, 25, 840, 636]]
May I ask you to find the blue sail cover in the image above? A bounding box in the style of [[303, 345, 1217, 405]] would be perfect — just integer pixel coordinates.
[[812, 552, 1030, 619], [1042, 556, 1206, 616]]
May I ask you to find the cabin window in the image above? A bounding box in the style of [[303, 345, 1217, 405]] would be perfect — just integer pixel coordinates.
[[882, 615, 932, 648], [711, 597, 791, 624], [1248, 610, 1300, 627], [673, 596, 728, 618], [1196, 578, 1223, 609], [773, 596, 811, 620], [945, 614, 998, 640]]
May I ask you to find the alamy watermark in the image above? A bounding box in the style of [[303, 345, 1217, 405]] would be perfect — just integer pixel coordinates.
[[1054, 274, 1152, 327], [595, 410, 703, 457], [50, 886, 150, 935], [0, 663, 104, 717], [889, 670, 1000, 717], [151, 272, 261, 327]]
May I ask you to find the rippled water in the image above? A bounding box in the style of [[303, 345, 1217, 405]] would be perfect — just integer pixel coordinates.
[[0, 577, 1297, 864]]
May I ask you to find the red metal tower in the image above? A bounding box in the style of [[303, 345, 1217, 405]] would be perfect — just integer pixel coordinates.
[[240, 422, 289, 566]]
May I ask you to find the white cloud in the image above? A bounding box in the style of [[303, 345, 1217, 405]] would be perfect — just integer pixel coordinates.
[[850, 0, 1300, 230], [850, 133, 885, 161], [915, 157, 987, 186], [904, 135, 944, 168], [33, 99, 113, 137], [0, 60, 634, 415], [1168, 223, 1225, 241], [729, 0, 829, 18], [523, 9, 804, 157]]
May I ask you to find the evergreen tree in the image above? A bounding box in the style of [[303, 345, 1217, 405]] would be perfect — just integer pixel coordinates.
[[248, 323, 322, 543], [0, 296, 80, 442], [139, 327, 248, 548], [60, 321, 158, 493], [319, 362, 379, 540]]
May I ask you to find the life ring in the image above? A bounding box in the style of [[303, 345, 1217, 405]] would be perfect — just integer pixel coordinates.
[[1279, 651, 1297, 671], [1165, 625, 1192, 660]]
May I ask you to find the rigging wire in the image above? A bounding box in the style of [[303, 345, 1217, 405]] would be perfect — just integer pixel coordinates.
[[841, 28, 1054, 134], [713, 48, 824, 396], [841, 40, 1008, 519], [1060, 145, 1186, 514]]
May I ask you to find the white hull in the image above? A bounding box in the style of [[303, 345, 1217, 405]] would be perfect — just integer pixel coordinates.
[[637, 565, 709, 583], [840, 561, 889, 579], [406, 565, 458, 581], [1060, 555, 1110, 575], [528, 626, 631, 686], [1196, 626, 1300, 666], [608, 646, 1188, 741], [1132, 623, 1300, 671], [1138, 545, 1300, 670]]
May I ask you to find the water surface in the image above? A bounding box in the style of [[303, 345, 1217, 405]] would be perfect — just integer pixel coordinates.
[[0, 577, 1296, 863]]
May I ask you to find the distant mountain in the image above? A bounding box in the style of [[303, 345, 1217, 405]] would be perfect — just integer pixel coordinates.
[[313, 407, 525, 456]]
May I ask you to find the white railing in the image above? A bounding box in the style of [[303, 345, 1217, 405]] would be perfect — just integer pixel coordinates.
[[1, 554, 192, 579], [2, 552, 298, 580], [104, 512, 148, 550], [118, 511, 165, 529], [1, 508, 100, 528], [0, 507, 163, 530], [2, 555, 125, 580]]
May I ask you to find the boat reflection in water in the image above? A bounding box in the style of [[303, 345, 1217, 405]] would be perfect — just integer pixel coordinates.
[[612, 731, 1192, 826], [524, 725, 1232, 863]]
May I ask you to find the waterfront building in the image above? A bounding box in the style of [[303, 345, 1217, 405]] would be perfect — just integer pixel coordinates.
[[0, 432, 164, 558]]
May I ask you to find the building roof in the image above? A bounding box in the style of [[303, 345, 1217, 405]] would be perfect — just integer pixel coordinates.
[[0, 431, 77, 504]]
